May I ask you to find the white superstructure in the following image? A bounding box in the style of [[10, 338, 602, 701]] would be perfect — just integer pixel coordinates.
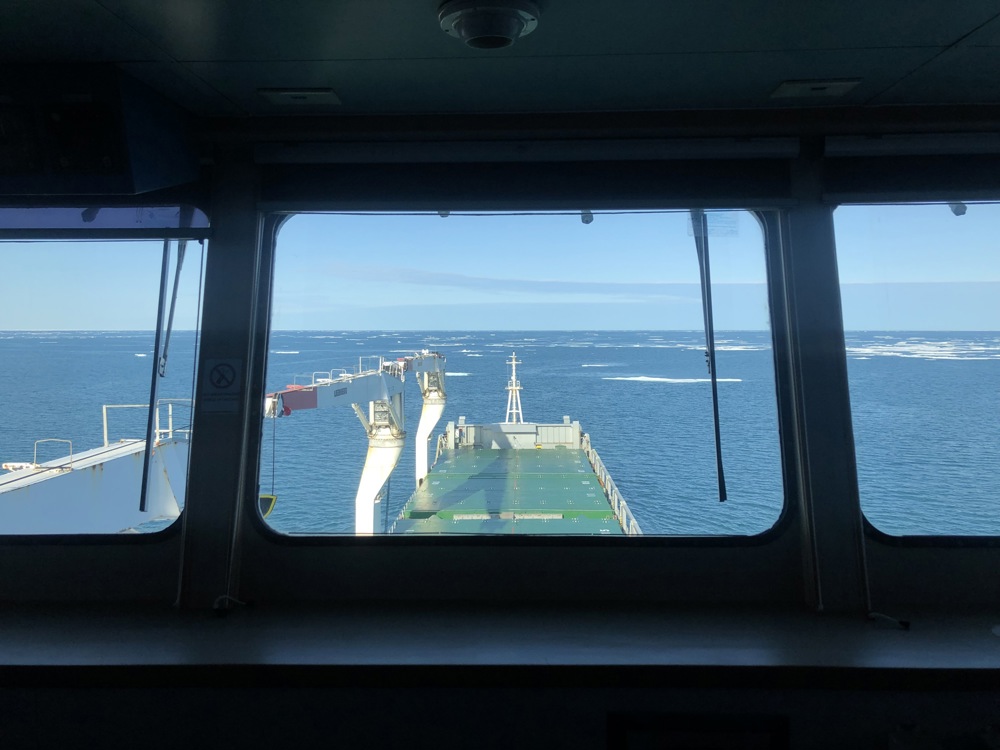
[[0, 401, 191, 535]]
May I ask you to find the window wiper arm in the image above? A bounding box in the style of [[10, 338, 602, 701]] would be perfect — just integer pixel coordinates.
[[157, 239, 187, 377], [690, 209, 727, 502], [140, 238, 173, 513], [158, 205, 194, 377], [142, 203, 195, 512]]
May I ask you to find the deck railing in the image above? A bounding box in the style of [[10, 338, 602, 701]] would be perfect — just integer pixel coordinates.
[[291, 356, 402, 388], [33, 439, 73, 468], [154, 399, 194, 443], [434, 433, 450, 466], [102, 399, 194, 447], [581, 433, 642, 536]]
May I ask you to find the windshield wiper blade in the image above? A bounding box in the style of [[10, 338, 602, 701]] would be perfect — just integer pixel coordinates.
[[690, 208, 728, 502]]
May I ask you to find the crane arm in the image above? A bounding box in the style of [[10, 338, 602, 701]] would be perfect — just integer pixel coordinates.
[[261, 351, 448, 533], [264, 360, 404, 418]]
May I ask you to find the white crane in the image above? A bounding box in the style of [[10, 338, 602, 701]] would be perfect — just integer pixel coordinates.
[[265, 351, 446, 534]]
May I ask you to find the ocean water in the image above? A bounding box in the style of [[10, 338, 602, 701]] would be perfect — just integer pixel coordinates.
[[1, 330, 998, 536], [260, 330, 783, 536]]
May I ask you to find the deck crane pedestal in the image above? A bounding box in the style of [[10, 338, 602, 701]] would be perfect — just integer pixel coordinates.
[[410, 353, 447, 487], [264, 352, 446, 534]]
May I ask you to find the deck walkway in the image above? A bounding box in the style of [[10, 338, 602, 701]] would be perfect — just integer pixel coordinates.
[[392, 447, 624, 535]]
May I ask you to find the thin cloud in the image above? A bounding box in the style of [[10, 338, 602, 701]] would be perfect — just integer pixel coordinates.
[[324, 263, 697, 300]]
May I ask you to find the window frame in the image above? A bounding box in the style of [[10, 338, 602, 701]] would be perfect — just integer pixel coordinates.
[[240, 205, 798, 551], [0, 203, 210, 543], [831, 201, 1000, 547]]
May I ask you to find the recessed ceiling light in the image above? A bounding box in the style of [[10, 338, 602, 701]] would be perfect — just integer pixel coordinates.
[[770, 79, 860, 99], [257, 88, 341, 106]]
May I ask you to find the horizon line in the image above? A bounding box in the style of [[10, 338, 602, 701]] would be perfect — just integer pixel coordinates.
[[3, 328, 1000, 334]]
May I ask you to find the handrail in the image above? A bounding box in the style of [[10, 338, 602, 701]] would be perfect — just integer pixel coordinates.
[[155, 398, 194, 443], [102, 399, 194, 446], [34, 439, 72, 468], [291, 357, 409, 388], [102, 404, 147, 447], [434, 433, 449, 465], [582, 433, 642, 536]]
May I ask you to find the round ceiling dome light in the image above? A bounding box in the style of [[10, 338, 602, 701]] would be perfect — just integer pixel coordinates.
[[438, 0, 540, 50]]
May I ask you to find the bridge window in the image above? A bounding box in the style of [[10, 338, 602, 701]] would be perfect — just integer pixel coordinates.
[[258, 209, 784, 537], [835, 203, 1000, 536], [0, 209, 206, 535]]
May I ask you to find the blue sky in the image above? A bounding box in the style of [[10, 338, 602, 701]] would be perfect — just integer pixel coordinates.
[[271, 210, 769, 330], [1, 205, 998, 330], [0, 239, 204, 331]]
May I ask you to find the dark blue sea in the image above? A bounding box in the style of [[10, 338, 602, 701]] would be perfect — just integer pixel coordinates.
[[1, 330, 997, 537]]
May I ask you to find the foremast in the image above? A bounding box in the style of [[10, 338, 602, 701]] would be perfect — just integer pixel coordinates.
[[504, 351, 524, 424]]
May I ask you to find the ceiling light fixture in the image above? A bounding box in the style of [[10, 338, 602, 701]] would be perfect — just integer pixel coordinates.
[[438, 0, 540, 50]]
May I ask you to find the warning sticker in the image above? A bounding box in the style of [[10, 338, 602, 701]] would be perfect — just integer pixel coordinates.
[[200, 358, 243, 413]]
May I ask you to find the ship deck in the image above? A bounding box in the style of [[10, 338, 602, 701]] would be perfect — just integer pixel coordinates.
[[391, 446, 625, 535]]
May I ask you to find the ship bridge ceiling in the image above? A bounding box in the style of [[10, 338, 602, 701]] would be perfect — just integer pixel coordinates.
[[2, 1, 1000, 124]]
